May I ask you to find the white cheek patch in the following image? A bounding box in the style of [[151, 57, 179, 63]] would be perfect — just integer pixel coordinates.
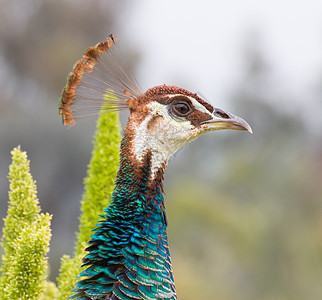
[[132, 114, 152, 163], [132, 98, 213, 179], [133, 102, 194, 179]]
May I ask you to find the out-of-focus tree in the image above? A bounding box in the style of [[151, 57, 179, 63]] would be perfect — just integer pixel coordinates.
[[165, 32, 322, 300]]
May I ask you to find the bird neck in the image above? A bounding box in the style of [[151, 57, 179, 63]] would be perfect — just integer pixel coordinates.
[[111, 128, 167, 223]]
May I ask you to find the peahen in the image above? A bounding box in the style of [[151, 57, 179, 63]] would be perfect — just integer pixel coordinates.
[[59, 35, 252, 300]]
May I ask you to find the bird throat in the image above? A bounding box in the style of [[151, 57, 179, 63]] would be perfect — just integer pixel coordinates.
[[115, 129, 167, 220]]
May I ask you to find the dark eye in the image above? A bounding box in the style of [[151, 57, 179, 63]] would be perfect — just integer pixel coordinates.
[[171, 101, 192, 117]]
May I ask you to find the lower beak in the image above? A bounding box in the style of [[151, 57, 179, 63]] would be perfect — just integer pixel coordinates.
[[203, 108, 253, 134]]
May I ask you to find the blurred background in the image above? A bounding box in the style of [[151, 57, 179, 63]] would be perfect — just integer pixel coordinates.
[[0, 0, 322, 299]]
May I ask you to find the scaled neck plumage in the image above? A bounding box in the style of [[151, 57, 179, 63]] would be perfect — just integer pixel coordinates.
[[114, 126, 168, 223]]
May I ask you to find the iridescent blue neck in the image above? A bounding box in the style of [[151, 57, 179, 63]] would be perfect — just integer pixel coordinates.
[[111, 137, 166, 221], [71, 136, 176, 299]]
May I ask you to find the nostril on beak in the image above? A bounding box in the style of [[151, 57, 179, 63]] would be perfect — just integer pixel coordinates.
[[213, 108, 230, 119]]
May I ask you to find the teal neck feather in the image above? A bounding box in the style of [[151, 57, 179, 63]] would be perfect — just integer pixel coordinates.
[[71, 135, 177, 300]]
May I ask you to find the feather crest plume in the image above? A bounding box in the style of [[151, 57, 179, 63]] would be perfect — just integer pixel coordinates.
[[58, 34, 142, 127]]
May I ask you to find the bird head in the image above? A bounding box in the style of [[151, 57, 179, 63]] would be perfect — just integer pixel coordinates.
[[122, 85, 252, 177]]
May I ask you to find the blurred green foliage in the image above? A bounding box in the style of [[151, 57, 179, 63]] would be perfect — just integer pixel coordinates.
[[57, 109, 121, 299], [0, 147, 53, 300], [165, 43, 322, 299]]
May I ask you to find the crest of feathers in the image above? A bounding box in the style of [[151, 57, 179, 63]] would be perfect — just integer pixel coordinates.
[[58, 34, 142, 128]]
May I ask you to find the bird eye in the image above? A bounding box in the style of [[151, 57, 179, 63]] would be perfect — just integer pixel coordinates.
[[171, 101, 192, 117]]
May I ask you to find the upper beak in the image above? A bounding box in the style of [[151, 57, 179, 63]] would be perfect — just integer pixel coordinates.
[[202, 108, 253, 134]]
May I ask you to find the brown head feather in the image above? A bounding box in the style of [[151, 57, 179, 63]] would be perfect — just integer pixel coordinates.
[[59, 34, 123, 127]]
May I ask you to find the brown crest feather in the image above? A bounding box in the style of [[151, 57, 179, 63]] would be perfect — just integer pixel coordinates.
[[58, 34, 142, 128]]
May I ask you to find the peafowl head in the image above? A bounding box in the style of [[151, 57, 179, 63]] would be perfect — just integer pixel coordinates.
[[59, 34, 252, 177], [124, 85, 252, 177]]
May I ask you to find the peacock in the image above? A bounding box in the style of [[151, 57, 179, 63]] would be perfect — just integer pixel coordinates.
[[59, 34, 252, 300]]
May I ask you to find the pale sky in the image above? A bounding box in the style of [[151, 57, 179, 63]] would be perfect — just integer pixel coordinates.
[[119, 0, 322, 108]]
